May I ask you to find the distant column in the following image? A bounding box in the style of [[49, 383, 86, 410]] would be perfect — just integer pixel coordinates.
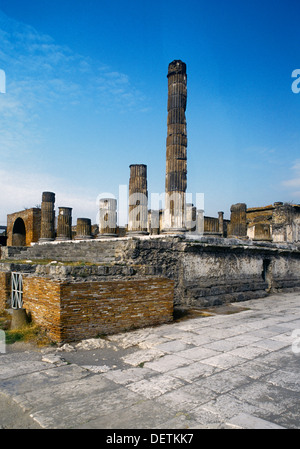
[[163, 60, 187, 233], [75, 218, 92, 240], [196, 209, 204, 234], [39, 192, 55, 242], [149, 210, 160, 235], [228, 203, 247, 238], [56, 207, 72, 241], [204, 217, 219, 234], [127, 164, 148, 235], [98, 198, 117, 238], [186, 204, 196, 232], [218, 211, 224, 236]]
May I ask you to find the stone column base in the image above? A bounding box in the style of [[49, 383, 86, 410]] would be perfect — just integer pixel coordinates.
[[38, 238, 54, 243], [96, 234, 118, 239], [126, 231, 149, 237], [161, 228, 187, 235], [74, 235, 92, 240]]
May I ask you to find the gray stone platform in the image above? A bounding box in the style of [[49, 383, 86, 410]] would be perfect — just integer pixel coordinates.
[[0, 291, 300, 429]]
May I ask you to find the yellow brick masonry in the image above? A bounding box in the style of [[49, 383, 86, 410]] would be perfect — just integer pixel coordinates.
[[23, 277, 62, 341], [22, 276, 174, 343]]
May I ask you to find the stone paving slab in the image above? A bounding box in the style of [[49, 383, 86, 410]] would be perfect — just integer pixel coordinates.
[[76, 399, 178, 429], [15, 375, 114, 413], [164, 361, 222, 383], [0, 291, 300, 429], [30, 384, 142, 429], [0, 364, 90, 398], [126, 374, 186, 400], [226, 413, 285, 429]]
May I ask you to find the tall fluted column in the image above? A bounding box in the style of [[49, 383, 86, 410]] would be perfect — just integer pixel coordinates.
[[39, 191, 55, 242], [56, 207, 72, 241], [163, 60, 187, 233], [127, 164, 148, 235]]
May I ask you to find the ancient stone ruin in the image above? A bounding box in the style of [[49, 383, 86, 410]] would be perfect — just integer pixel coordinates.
[[163, 60, 187, 233], [0, 60, 300, 343], [128, 164, 148, 235]]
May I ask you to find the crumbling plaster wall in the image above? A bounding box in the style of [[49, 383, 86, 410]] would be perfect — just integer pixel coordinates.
[[117, 237, 300, 308]]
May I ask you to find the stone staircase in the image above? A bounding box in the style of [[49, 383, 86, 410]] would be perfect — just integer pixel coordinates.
[[1, 239, 128, 264]]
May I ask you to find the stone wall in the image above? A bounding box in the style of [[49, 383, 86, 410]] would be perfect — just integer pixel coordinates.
[[178, 242, 300, 307], [272, 204, 300, 243], [246, 203, 300, 243], [115, 236, 300, 308], [22, 275, 174, 343], [23, 277, 61, 341]]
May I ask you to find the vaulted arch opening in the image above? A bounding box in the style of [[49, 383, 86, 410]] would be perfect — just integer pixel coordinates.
[[12, 218, 26, 246]]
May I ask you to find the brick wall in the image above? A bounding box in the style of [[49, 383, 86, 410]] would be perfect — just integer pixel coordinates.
[[0, 272, 11, 311], [23, 277, 62, 341], [22, 276, 174, 343]]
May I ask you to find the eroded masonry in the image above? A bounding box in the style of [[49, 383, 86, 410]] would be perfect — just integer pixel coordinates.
[[1, 60, 300, 343]]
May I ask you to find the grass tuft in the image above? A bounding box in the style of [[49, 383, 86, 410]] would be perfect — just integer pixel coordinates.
[[0, 311, 54, 347]]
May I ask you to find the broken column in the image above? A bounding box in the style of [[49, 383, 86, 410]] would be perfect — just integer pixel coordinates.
[[127, 164, 148, 235], [272, 202, 294, 243], [56, 207, 72, 241], [196, 209, 204, 234], [218, 211, 224, 236], [204, 217, 219, 235], [75, 218, 92, 240], [39, 192, 55, 242], [98, 198, 117, 238], [163, 60, 187, 233], [228, 203, 247, 238], [186, 204, 196, 232], [149, 210, 160, 235]]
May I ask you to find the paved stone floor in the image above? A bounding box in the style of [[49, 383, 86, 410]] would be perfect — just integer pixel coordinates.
[[0, 291, 300, 429]]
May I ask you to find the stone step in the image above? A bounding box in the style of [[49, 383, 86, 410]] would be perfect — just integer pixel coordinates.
[[8, 240, 125, 264]]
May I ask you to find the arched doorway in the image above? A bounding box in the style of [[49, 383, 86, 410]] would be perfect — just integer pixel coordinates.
[[12, 218, 26, 246]]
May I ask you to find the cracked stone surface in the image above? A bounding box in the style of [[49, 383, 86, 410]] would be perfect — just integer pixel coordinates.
[[1, 291, 300, 429]]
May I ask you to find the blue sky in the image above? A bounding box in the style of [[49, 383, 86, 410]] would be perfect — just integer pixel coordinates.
[[0, 0, 299, 226]]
